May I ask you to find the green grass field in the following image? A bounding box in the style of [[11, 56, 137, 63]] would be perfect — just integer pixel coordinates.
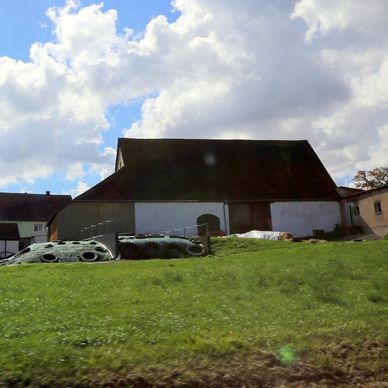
[[0, 238, 387, 386]]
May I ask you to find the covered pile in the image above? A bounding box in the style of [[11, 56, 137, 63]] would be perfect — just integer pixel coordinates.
[[0, 240, 113, 265]]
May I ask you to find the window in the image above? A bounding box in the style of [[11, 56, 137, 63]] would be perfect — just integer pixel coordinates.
[[34, 224, 43, 232], [374, 201, 382, 214], [353, 205, 360, 216]]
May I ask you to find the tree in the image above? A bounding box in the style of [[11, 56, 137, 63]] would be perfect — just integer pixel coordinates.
[[353, 167, 388, 189]]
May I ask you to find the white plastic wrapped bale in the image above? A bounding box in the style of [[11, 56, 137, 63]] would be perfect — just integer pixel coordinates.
[[0, 240, 114, 265], [232, 230, 294, 240]]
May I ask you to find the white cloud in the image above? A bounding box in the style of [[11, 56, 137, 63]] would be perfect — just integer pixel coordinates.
[[0, 0, 387, 189], [68, 180, 90, 198], [125, 0, 348, 140], [0, 1, 116, 187], [292, 0, 388, 46], [125, 0, 388, 182], [290, 0, 388, 179], [65, 162, 85, 180]]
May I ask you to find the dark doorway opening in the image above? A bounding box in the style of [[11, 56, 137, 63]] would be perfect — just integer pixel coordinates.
[[197, 214, 221, 236]]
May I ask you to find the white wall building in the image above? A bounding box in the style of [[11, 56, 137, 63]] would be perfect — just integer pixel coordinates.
[[270, 201, 341, 237], [0, 192, 72, 255]]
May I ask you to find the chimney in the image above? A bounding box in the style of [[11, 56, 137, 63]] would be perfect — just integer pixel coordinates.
[[46, 191, 50, 196]]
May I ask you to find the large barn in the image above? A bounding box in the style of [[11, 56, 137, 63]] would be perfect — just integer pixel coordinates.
[[49, 138, 341, 240]]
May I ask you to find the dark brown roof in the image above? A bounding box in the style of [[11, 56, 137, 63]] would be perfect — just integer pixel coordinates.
[[0, 223, 20, 240], [347, 183, 388, 199], [77, 138, 339, 201], [336, 186, 365, 198], [0, 193, 72, 222]]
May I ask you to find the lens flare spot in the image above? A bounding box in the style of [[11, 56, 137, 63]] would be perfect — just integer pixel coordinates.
[[204, 152, 217, 167], [279, 346, 296, 365]]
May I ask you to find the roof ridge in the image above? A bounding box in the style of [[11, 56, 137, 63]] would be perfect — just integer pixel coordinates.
[[118, 138, 307, 142], [0, 192, 71, 197], [75, 168, 127, 200]]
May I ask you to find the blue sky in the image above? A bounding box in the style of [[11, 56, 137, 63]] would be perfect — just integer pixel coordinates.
[[0, 0, 177, 196], [0, 1, 387, 196], [0, 1, 177, 61]]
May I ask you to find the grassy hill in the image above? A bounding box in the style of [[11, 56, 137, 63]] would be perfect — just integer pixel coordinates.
[[0, 238, 387, 386]]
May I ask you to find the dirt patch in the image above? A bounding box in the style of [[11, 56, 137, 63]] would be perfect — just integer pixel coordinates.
[[3, 340, 386, 387], [44, 339, 387, 387]]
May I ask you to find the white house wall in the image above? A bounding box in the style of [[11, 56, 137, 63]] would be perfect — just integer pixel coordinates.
[[270, 201, 341, 237], [2, 220, 48, 241], [135, 202, 230, 236]]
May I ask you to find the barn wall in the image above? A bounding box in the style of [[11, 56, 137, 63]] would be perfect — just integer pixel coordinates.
[[341, 201, 353, 227], [51, 201, 135, 241], [49, 216, 59, 241], [270, 201, 341, 237], [135, 202, 230, 236]]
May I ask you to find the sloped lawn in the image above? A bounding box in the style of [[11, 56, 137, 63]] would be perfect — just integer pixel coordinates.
[[0, 239, 387, 386]]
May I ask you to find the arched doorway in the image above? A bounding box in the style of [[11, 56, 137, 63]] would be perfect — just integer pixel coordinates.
[[197, 214, 221, 236]]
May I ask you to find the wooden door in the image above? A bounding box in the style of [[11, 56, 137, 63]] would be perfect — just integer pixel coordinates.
[[229, 202, 272, 234]]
